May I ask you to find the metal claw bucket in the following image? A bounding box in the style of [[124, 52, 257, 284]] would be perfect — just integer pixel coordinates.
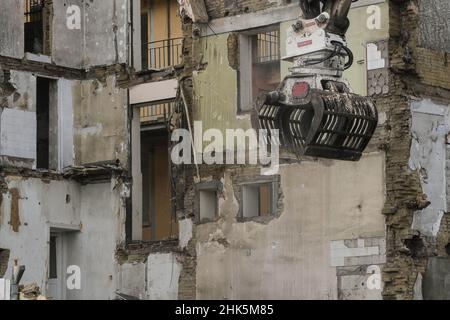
[[258, 89, 378, 161]]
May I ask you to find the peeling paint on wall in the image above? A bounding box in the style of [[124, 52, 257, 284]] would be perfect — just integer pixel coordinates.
[[410, 100, 447, 237]]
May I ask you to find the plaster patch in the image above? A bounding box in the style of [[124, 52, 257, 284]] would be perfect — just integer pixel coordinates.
[[77, 123, 103, 137], [330, 239, 380, 267], [147, 253, 181, 300], [410, 100, 447, 236], [179, 218, 193, 249]]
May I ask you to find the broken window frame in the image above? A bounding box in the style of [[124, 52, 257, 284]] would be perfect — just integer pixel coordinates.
[[24, 0, 46, 55], [36, 76, 59, 171], [236, 176, 280, 222], [238, 24, 281, 113], [194, 181, 222, 224]]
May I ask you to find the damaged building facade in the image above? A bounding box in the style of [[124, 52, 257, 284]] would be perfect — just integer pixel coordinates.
[[0, 0, 449, 300]]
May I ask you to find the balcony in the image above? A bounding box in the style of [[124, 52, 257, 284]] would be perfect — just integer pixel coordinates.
[[142, 37, 183, 70], [140, 100, 175, 124]]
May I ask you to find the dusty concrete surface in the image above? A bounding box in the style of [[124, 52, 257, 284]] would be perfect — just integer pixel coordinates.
[[195, 153, 386, 299], [0, 0, 24, 59]]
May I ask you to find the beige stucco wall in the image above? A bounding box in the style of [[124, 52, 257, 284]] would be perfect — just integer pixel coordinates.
[[196, 152, 386, 299], [192, 2, 389, 300]]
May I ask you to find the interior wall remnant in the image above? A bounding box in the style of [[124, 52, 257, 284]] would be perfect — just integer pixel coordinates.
[[0, 108, 37, 164], [147, 253, 182, 300], [73, 76, 129, 168], [410, 100, 447, 237], [52, 0, 129, 68], [0, 0, 24, 59]]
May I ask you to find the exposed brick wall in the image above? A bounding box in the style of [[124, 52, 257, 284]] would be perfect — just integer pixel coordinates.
[[415, 48, 450, 90], [205, 0, 276, 19], [380, 0, 450, 300]]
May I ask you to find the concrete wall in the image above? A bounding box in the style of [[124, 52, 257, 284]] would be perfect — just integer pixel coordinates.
[[53, 0, 130, 68], [0, 0, 129, 68], [65, 181, 127, 300], [117, 252, 182, 300], [0, 0, 24, 59], [0, 177, 127, 300], [52, 0, 129, 68], [0, 1, 133, 301], [73, 76, 129, 167], [196, 153, 386, 300], [0, 71, 76, 170], [0, 73, 128, 170]]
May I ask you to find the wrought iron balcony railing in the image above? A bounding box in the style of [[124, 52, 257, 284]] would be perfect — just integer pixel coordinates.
[[142, 37, 183, 70]]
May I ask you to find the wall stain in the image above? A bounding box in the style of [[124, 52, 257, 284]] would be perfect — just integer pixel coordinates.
[[10, 188, 20, 232]]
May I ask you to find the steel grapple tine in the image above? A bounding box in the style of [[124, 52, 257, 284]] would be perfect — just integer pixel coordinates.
[[257, 91, 378, 161]]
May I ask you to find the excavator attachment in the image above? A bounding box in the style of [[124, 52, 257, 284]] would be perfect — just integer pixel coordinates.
[[258, 0, 378, 161], [259, 82, 378, 161]]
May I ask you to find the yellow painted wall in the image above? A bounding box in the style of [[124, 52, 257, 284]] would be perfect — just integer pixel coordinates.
[[142, 0, 182, 42]]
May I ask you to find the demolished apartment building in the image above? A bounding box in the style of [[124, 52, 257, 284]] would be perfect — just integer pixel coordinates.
[[0, 0, 449, 300]]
